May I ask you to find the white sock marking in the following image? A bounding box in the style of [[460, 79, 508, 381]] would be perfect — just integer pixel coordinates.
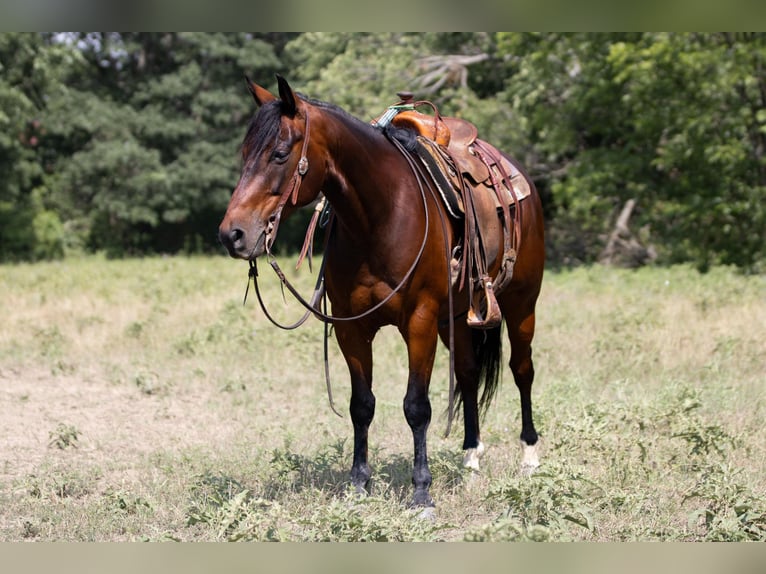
[[520, 439, 540, 476], [463, 440, 486, 470]]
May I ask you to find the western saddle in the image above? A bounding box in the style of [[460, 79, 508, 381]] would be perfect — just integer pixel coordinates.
[[375, 92, 529, 329]]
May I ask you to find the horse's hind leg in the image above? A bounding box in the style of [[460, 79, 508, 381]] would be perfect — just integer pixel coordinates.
[[335, 323, 376, 494], [502, 297, 541, 475], [438, 321, 485, 470]]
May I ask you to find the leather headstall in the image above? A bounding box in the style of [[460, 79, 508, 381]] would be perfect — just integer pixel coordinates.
[[265, 109, 311, 255]]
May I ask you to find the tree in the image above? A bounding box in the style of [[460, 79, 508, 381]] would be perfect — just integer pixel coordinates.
[[284, 33, 425, 119], [0, 33, 78, 260]]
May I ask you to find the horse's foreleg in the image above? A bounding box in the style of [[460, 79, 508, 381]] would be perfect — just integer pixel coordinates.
[[404, 377, 433, 507], [335, 323, 375, 494], [402, 312, 439, 508]]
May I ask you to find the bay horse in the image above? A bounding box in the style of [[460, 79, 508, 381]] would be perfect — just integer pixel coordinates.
[[219, 75, 544, 508]]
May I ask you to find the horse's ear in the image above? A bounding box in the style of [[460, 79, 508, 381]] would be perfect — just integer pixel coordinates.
[[276, 74, 297, 117], [245, 76, 277, 107]]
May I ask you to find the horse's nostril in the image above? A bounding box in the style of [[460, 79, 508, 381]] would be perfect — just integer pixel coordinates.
[[219, 226, 245, 254], [230, 227, 244, 244]]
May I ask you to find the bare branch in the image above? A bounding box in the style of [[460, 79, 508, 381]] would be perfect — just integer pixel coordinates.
[[415, 53, 490, 94]]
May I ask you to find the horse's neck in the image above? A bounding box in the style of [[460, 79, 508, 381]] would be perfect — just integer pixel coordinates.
[[321, 111, 406, 238]]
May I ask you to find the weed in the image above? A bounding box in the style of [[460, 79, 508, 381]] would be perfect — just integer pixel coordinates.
[[464, 518, 551, 542], [220, 379, 247, 393], [683, 463, 766, 541], [663, 386, 743, 470], [125, 321, 144, 338], [51, 360, 76, 376], [103, 489, 153, 515], [189, 472, 247, 508], [174, 333, 200, 357], [482, 463, 599, 541], [133, 370, 165, 396], [186, 472, 279, 541], [21, 520, 40, 539], [48, 423, 80, 450], [672, 423, 741, 458], [297, 493, 444, 542], [23, 468, 96, 499], [265, 442, 348, 496], [269, 449, 304, 482]]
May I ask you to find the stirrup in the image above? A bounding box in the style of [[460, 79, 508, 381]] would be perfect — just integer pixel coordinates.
[[467, 276, 501, 329]]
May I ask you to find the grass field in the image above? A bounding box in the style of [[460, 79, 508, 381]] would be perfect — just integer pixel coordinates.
[[0, 255, 764, 541]]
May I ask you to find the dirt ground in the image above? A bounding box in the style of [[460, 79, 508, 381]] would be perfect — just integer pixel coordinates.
[[0, 363, 245, 488]]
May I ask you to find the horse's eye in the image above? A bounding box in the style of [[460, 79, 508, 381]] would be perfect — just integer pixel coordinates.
[[272, 148, 290, 163]]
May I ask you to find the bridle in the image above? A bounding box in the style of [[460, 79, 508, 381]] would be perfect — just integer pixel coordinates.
[[262, 108, 312, 256]]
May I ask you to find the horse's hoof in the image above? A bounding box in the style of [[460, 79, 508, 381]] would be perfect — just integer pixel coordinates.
[[348, 476, 370, 499], [416, 506, 437, 521], [409, 491, 435, 510], [352, 484, 369, 497], [463, 440, 486, 471], [408, 495, 436, 521], [520, 463, 539, 477], [520, 439, 540, 476]]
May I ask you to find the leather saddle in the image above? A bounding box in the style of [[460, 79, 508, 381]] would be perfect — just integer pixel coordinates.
[[387, 105, 527, 329]]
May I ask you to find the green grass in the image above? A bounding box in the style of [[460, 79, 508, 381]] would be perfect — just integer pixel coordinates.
[[0, 255, 764, 541]]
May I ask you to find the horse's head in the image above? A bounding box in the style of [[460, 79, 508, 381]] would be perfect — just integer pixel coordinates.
[[219, 75, 323, 259]]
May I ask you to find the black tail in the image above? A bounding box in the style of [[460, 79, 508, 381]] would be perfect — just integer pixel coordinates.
[[453, 322, 504, 420]]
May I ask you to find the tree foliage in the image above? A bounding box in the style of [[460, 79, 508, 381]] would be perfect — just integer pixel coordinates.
[[0, 32, 763, 271]]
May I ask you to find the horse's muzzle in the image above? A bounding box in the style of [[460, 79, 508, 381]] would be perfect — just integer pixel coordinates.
[[218, 225, 265, 259]]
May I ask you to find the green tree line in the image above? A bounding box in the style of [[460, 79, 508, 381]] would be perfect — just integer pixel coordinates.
[[1, 32, 764, 270]]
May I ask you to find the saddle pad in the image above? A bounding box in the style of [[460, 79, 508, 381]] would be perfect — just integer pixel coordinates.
[[414, 136, 464, 218]]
